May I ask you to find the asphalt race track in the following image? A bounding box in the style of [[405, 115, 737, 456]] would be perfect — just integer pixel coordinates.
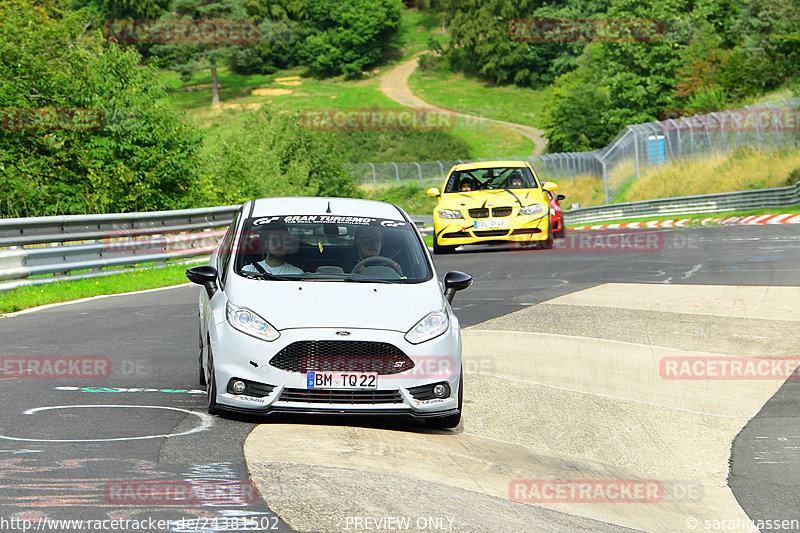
[[1, 224, 799, 533]]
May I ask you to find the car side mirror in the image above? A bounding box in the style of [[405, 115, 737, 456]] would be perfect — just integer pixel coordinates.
[[556, 194, 566, 201], [426, 187, 441, 197], [542, 181, 558, 191], [443, 271, 472, 304], [186, 265, 218, 297]]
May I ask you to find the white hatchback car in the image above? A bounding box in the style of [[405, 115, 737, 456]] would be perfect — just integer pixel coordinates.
[[186, 197, 472, 428]]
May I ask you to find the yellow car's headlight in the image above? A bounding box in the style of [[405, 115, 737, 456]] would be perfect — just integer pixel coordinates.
[[519, 204, 547, 216], [438, 209, 463, 219]]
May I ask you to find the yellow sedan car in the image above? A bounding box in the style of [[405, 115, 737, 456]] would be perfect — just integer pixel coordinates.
[[426, 160, 558, 254]]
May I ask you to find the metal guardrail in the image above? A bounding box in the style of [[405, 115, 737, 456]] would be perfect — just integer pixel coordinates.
[[2, 179, 795, 291], [565, 181, 800, 224], [0, 205, 240, 247], [0, 208, 435, 291]]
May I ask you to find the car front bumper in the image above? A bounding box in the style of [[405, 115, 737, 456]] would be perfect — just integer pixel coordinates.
[[434, 213, 549, 246], [209, 322, 462, 418]]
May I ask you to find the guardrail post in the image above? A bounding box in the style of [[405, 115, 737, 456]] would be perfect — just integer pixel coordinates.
[[601, 158, 609, 204], [746, 105, 760, 150], [632, 126, 641, 182], [437, 160, 444, 181], [391, 162, 400, 185], [413, 161, 423, 187], [368, 162, 376, 186], [670, 119, 681, 159], [784, 98, 799, 146], [714, 112, 725, 153]]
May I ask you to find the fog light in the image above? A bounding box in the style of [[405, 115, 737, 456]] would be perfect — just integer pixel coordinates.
[[432, 383, 449, 398], [232, 380, 246, 394]]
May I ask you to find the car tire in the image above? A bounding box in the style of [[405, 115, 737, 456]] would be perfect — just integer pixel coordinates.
[[433, 239, 456, 255], [555, 216, 566, 239], [198, 325, 206, 387], [425, 371, 463, 429], [206, 340, 220, 415], [541, 218, 554, 249]]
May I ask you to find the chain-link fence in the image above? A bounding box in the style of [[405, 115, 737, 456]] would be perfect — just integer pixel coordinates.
[[598, 98, 799, 203], [347, 152, 604, 188], [347, 98, 800, 206]]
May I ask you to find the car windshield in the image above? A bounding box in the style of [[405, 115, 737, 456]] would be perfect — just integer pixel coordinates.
[[233, 215, 432, 283], [444, 166, 538, 193]]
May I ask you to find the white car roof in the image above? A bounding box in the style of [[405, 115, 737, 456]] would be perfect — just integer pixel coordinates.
[[248, 197, 405, 220]]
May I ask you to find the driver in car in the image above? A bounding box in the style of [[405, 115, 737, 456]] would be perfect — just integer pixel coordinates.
[[349, 225, 402, 276], [508, 171, 524, 188], [242, 223, 303, 275], [354, 225, 382, 261]]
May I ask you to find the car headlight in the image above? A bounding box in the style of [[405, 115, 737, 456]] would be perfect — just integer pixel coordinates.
[[226, 301, 280, 342], [437, 209, 463, 219], [405, 310, 449, 344], [519, 204, 547, 216]]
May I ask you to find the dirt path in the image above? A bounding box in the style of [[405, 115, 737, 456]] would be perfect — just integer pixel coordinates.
[[379, 55, 548, 155]]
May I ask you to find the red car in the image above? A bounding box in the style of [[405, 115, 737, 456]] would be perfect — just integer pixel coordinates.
[[546, 190, 567, 238]]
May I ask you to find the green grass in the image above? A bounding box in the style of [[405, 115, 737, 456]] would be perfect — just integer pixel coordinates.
[[566, 205, 800, 227], [362, 183, 437, 215], [408, 68, 548, 130], [0, 262, 203, 314], [171, 67, 536, 162], [390, 8, 447, 63], [449, 118, 536, 159], [159, 7, 531, 164]]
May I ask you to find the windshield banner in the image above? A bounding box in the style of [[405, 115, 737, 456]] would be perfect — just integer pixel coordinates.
[[250, 215, 408, 228]]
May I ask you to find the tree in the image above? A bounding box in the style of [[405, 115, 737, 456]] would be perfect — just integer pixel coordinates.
[[541, 69, 616, 153], [150, 0, 250, 106], [0, 2, 205, 217], [439, 0, 608, 86], [729, 0, 800, 94], [202, 107, 358, 205], [300, 0, 403, 78]]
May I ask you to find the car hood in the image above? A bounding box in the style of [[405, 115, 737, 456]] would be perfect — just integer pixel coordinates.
[[439, 188, 548, 210], [224, 277, 446, 332]]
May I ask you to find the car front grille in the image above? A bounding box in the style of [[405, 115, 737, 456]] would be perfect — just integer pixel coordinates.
[[443, 231, 470, 239], [468, 208, 490, 219], [269, 341, 415, 375], [472, 230, 510, 237], [279, 388, 403, 404], [491, 207, 513, 217]]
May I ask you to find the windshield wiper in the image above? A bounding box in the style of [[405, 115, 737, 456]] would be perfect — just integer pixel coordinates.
[[342, 276, 396, 284], [238, 271, 298, 281]]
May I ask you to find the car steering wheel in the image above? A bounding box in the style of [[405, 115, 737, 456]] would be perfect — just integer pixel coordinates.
[[352, 256, 403, 276]]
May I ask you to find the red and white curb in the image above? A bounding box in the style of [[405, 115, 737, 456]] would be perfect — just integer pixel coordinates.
[[570, 213, 800, 231]]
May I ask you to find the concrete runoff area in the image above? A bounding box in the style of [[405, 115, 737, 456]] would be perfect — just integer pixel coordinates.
[[244, 283, 800, 532]]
